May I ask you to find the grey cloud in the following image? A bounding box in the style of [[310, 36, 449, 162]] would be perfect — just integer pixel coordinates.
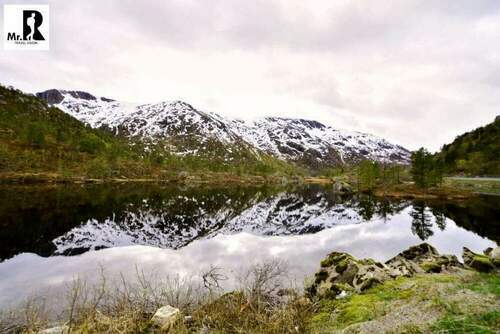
[[90, 0, 500, 52], [1, 0, 499, 151]]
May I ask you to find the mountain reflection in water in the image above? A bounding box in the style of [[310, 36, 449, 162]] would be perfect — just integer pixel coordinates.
[[0, 183, 498, 261]]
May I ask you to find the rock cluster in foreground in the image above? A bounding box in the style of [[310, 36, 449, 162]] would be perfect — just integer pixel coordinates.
[[308, 243, 499, 298]]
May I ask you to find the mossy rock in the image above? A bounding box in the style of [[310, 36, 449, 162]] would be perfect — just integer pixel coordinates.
[[315, 269, 329, 284], [421, 261, 442, 273], [470, 256, 496, 273], [463, 247, 496, 273], [483, 247, 494, 256], [321, 252, 353, 267], [323, 283, 354, 299], [339, 263, 361, 284], [359, 258, 379, 266], [489, 246, 500, 267], [331, 283, 355, 295], [359, 277, 382, 291], [399, 243, 439, 260], [320, 258, 332, 268], [335, 258, 350, 274]]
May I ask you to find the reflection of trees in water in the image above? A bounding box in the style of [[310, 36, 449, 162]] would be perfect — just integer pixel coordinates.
[[350, 197, 465, 241], [356, 196, 376, 220], [361, 196, 499, 243], [410, 202, 434, 240], [409, 197, 499, 242], [352, 195, 409, 221], [351, 195, 497, 243], [428, 197, 500, 243], [430, 206, 447, 231], [0, 184, 279, 259], [409, 201, 451, 240]]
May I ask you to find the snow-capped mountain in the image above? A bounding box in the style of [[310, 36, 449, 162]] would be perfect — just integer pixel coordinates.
[[229, 117, 409, 167], [36, 89, 410, 166]]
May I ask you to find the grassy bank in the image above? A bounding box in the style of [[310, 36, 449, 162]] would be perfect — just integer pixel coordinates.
[[444, 177, 500, 195], [369, 177, 500, 199], [0, 171, 286, 185], [0, 171, 338, 186], [309, 271, 499, 333], [371, 182, 476, 200], [1, 264, 498, 333], [0, 261, 313, 334]]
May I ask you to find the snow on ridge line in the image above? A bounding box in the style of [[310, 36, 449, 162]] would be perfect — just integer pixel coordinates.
[[36, 89, 411, 164]]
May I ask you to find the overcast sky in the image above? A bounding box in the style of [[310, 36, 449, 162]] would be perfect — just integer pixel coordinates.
[[1, 0, 499, 151]]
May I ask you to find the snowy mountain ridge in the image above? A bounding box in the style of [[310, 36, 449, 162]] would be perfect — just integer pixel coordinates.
[[36, 89, 411, 166]]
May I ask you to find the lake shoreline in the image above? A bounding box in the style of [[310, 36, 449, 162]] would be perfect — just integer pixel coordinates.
[[371, 183, 477, 200], [0, 172, 491, 200], [0, 171, 299, 185]]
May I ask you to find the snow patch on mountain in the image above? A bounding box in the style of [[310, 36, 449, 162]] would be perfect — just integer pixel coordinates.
[[37, 89, 410, 165], [230, 117, 409, 164]]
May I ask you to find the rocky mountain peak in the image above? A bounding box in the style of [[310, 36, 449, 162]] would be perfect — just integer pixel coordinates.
[[36, 89, 65, 104], [265, 117, 326, 130], [36, 89, 114, 105]]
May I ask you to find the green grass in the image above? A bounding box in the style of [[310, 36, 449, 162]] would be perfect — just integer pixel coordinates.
[[444, 177, 500, 195], [427, 273, 500, 333], [462, 273, 500, 296], [308, 274, 468, 333], [309, 276, 418, 332], [431, 311, 500, 334]]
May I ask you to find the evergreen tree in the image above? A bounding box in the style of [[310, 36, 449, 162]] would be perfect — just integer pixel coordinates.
[[438, 117, 499, 175], [78, 133, 104, 154], [357, 160, 380, 191], [25, 123, 45, 147], [410, 148, 435, 188], [429, 157, 444, 186]]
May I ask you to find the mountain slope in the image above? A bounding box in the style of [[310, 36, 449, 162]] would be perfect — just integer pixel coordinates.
[[438, 117, 500, 176], [230, 117, 409, 168], [37, 89, 411, 168], [36, 89, 262, 162], [0, 85, 144, 178], [0, 85, 298, 179]]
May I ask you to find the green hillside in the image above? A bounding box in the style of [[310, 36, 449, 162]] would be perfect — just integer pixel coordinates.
[[0, 85, 298, 181], [438, 117, 500, 176]]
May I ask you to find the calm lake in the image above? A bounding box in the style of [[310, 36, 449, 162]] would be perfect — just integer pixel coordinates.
[[0, 183, 498, 309]]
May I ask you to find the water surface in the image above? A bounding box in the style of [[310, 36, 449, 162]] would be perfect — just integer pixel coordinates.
[[0, 183, 498, 308]]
